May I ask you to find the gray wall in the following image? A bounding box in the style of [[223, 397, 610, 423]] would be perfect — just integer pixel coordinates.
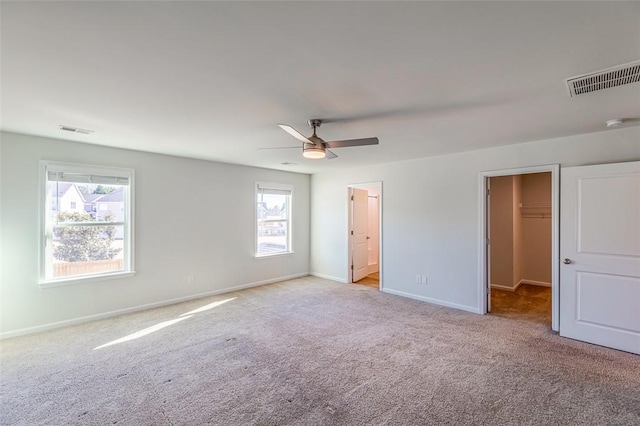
[[310, 126, 640, 312], [1, 132, 310, 336]]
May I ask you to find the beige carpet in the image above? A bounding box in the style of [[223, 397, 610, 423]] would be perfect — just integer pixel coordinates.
[[491, 284, 551, 326], [1, 276, 639, 425]]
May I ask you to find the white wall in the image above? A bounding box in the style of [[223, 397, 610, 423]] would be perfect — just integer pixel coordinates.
[[0, 132, 310, 336], [310, 127, 640, 313]]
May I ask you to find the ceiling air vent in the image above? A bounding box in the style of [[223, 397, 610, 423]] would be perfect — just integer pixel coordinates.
[[59, 125, 94, 134], [566, 60, 640, 97]]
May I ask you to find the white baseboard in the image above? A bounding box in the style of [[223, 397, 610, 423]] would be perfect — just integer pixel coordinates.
[[310, 272, 348, 283], [490, 283, 519, 292], [367, 263, 379, 274], [382, 288, 481, 314], [0, 272, 309, 340], [491, 279, 551, 292], [519, 279, 551, 287]]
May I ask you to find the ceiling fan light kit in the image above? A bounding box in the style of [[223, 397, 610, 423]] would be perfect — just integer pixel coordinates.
[[302, 144, 326, 159], [270, 119, 379, 160]]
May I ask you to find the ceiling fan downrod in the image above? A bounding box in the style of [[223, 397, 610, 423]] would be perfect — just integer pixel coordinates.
[[308, 119, 322, 136]]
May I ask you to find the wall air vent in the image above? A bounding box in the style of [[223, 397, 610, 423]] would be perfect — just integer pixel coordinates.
[[566, 60, 640, 97], [59, 125, 94, 134]]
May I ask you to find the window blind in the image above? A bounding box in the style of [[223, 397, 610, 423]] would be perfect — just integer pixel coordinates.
[[47, 171, 129, 185], [256, 184, 292, 196]]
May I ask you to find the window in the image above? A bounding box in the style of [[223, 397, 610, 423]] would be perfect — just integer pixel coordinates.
[[41, 161, 134, 285], [256, 182, 292, 257]]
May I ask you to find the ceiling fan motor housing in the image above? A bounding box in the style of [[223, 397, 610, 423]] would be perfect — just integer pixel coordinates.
[[307, 135, 325, 146]]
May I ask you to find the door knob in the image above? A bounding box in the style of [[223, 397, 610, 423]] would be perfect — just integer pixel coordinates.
[[563, 258, 571, 264]]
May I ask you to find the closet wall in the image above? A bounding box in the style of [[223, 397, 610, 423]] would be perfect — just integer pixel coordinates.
[[489, 173, 551, 290]]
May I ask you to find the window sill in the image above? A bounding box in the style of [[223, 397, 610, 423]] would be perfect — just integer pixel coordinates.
[[255, 251, 294, 260], [39, 271, 136, 289]]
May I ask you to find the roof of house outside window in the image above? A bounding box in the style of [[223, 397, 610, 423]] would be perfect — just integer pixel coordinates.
[[94, 187, 124, 203]]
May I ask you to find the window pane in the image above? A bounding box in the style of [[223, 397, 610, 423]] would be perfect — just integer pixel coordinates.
[[51, 224, 125, 278], [257, 222, 288, 254], [45, 172, 130, 281]]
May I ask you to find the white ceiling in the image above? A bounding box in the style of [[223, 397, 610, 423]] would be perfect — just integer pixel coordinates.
[[2, 1, 639, 174]]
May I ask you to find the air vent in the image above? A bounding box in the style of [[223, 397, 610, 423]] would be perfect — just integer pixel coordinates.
[[566, 60, 640, 97], [59, 125, 94, 134]]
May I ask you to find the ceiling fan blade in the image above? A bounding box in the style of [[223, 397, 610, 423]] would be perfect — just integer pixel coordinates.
[[325, 149, 338, 159], [258, 146, 300, 150], [325, 137, 379, 148], [278, 124, 311, 143]]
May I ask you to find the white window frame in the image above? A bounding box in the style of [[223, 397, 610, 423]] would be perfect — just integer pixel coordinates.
[[39, 161, 135, 287], [255, 182, 293, 258]]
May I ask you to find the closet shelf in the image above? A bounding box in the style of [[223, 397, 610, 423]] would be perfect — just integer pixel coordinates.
[[519, 202, 551, 218]]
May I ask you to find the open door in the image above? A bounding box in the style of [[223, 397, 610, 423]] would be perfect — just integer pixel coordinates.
[[350, 187, 369, 282], [560, 161, 640, 354], [486, 177, 491, 312]]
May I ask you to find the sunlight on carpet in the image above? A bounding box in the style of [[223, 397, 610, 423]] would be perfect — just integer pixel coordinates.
[[94, 297, 235, 350]]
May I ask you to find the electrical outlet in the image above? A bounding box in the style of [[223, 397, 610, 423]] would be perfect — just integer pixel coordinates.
[[421, 275, 427, 284], [415, 275, 421, 283], [187, 274, 195, 284]]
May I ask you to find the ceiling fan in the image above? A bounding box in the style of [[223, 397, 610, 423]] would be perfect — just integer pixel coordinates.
[[262, 119, 379, 160]]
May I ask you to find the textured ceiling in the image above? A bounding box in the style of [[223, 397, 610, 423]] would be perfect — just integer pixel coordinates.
[[1, 1, 639, 174]]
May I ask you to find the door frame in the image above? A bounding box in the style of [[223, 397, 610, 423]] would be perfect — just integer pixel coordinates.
[[347, 181, 383, 290], [477, 165, 560, 331]]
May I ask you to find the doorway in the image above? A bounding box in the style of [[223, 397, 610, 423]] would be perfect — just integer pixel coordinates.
[[478, 165, 559, 331], [347, 182, 382, 290], [488, 172, 552, 326]]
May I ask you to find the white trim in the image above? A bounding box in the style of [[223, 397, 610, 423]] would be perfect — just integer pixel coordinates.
[[39, 271, 136, 288], [478, 164, 560, 331], [382, 288, 481, 314], [519, 279, 551, 288], [254, 251, 295, 260], [490, 283, 520, 292], [490, 280, 551, 292], [255, 181, 293, 258], [310, 272, 348, 283], [1, 272, 308, 340], [39, 160, 135, 284]]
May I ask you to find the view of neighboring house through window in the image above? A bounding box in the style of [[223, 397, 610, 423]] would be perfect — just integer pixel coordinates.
[[256, 182, 292, 257], [41, 161, 134, 284]]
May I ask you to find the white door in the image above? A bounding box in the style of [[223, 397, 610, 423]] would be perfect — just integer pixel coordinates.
[[486, 178, 492, 312], [560, 161, 640, 354], [351, 188, 369, 282]]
